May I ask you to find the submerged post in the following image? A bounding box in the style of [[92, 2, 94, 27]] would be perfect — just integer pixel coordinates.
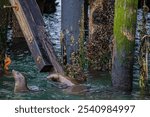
[[88, 0, 114, 71], [112, 0, 138, 91], [61, 0, 87, 82]]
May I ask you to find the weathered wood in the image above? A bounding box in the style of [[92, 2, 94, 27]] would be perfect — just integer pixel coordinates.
[[61, 0, 84, 64], [27, 0, 64, 74], [88, 0, 114, 71], [61, 0, 87, 81], [12, 13, 24, 39], [112, 0, 138, 91], [12, 0, 57, 40], [9, 0, 64, 74]]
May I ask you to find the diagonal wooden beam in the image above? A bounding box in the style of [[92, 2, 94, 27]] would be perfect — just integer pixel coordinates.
[[9, 0, 64, 74]]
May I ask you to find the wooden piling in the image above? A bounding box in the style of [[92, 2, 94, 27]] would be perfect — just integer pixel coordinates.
[[61, 0, 87, 82], [112, 0, 138, 91], [88, 0, 114, 71]]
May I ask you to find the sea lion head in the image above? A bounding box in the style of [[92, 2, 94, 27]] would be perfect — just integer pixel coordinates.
[[12, 70, 29, 93], [47, 73, 60, 82], [47, 73, 75, 86]]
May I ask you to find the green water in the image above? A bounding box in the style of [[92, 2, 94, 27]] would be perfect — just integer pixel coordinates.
[[0, 1, 150, 100], [0, 51, 149, 100]]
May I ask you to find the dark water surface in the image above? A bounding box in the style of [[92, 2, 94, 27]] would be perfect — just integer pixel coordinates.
[[0, 1, 150, 100]]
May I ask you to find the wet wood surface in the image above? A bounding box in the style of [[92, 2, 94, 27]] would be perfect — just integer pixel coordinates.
[[9, 0, 64, 74]]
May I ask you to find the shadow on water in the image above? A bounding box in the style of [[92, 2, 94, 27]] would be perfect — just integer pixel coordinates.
[[0, 0, 150, 100]]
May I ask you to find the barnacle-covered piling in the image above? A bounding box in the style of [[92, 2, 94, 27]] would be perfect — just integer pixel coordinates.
[[88, 0, 114, 71], [61, 0, 88, 82]]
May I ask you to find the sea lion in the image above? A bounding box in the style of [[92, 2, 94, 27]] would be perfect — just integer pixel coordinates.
[[47, 73, 79, 86], [12, 70, 88, 94], [47, 73, 89, 94], [12, 70, 29, 93]]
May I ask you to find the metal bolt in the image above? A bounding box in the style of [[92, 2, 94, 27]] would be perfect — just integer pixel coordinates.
[[37, 56, 42, 63], [3, 5, 16, 8], [3, 3, 19, 11]]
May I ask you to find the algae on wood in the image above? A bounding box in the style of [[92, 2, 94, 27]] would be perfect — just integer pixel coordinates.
[[112, 0, 138, 91]]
